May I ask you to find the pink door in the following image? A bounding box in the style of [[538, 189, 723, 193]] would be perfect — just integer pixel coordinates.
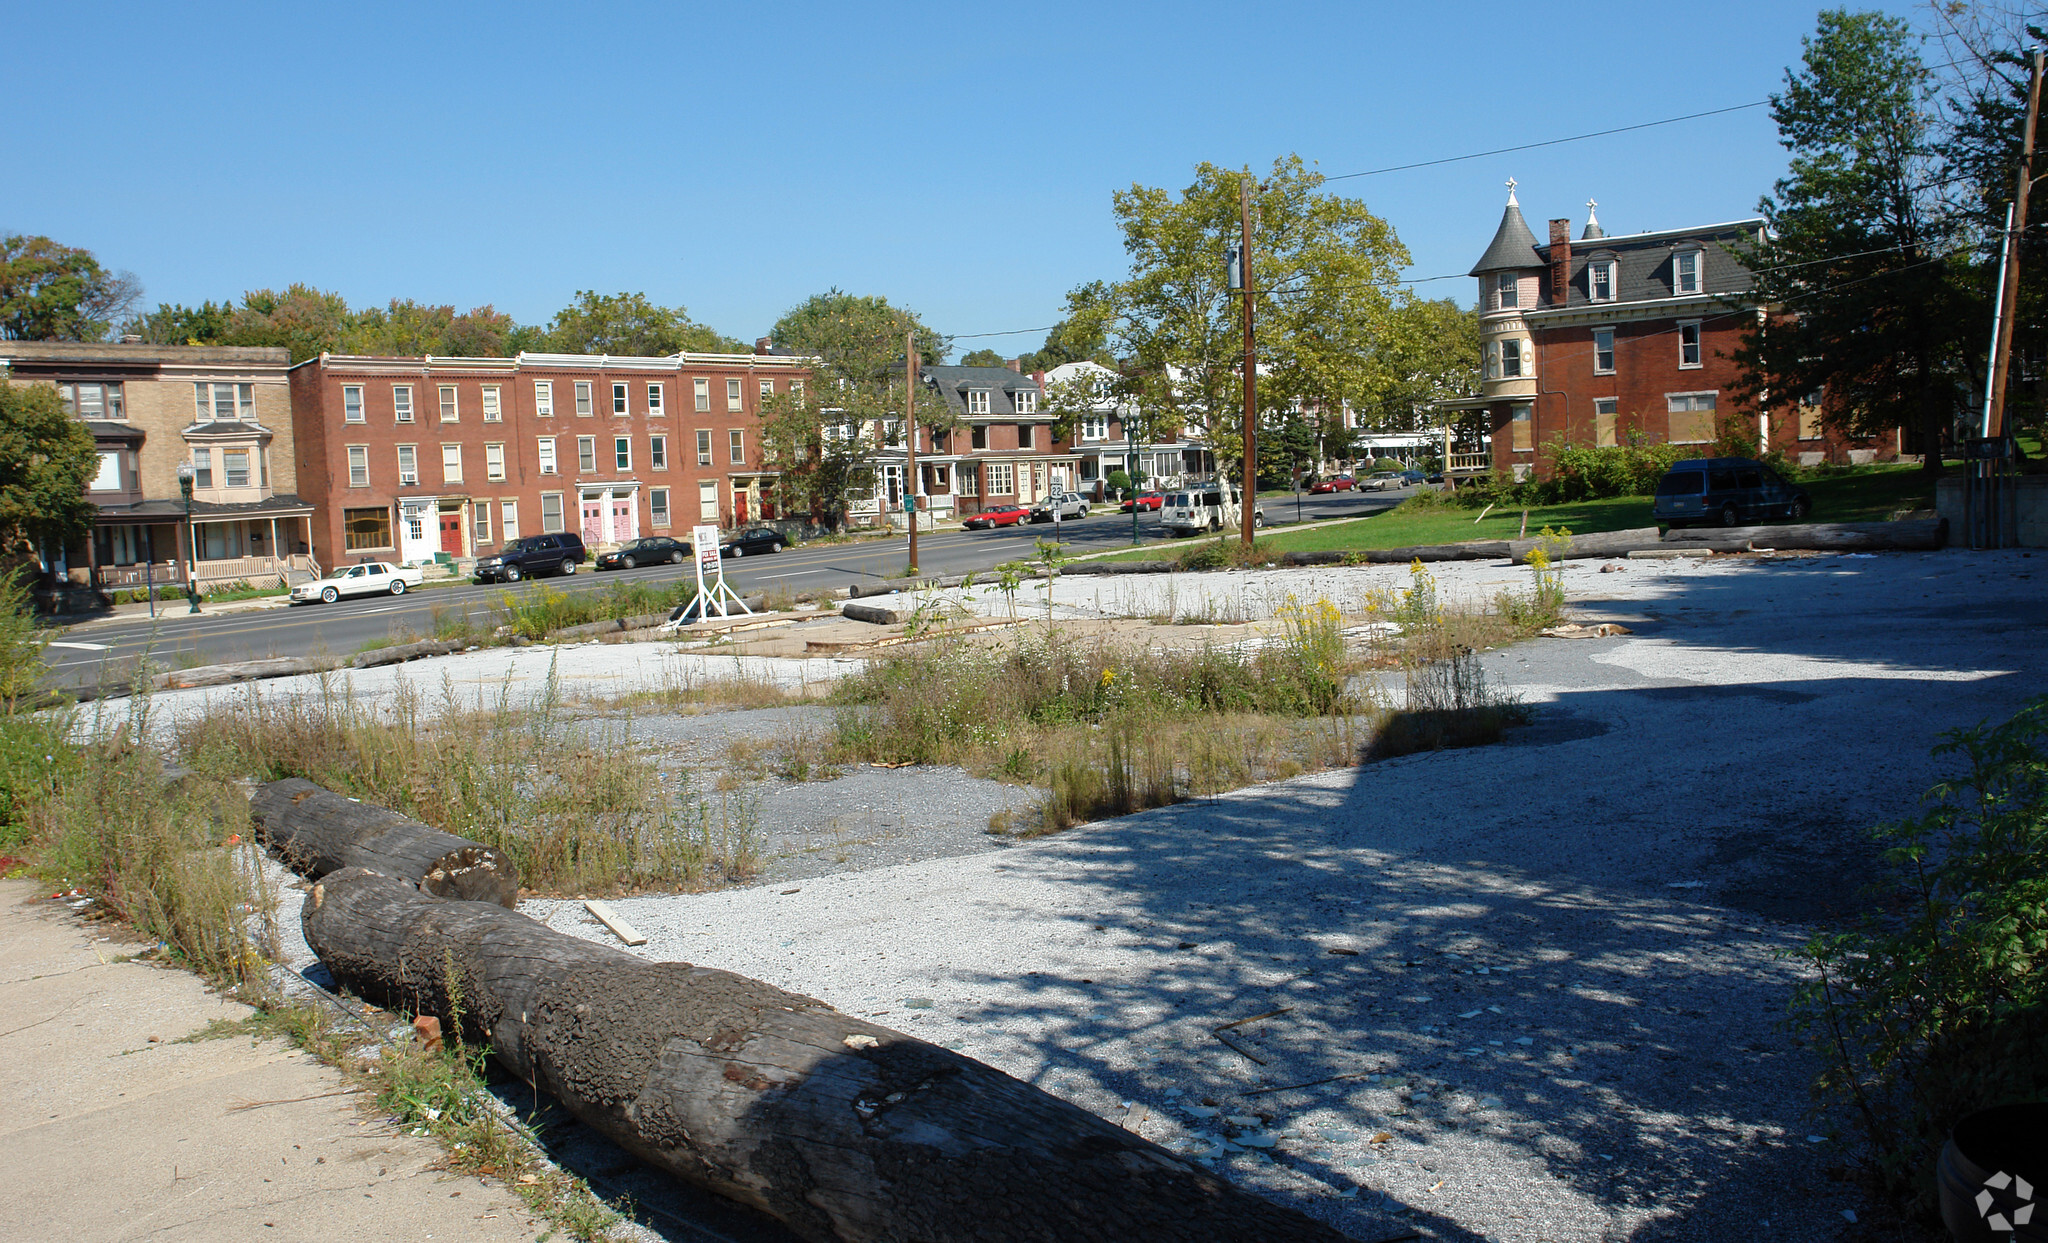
[[611, 499, 632, 542], [581, 499, 604, 543]]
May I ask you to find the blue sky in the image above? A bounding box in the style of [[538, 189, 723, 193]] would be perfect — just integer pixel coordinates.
[[5, 0, 1921, 356]]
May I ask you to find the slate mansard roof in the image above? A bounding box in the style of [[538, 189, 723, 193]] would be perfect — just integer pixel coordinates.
[[916, 365, 1045, 418], [1536, 219, 1766, 310]]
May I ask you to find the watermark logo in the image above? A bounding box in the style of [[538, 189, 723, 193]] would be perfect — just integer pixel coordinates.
[[1976, 1170, 2035, 1232]]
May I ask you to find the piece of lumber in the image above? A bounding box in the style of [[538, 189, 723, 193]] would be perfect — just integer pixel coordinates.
[[351, 637, 468, 669], [302, 868, 1349, 1243], [841, 601, 903, 625], [152, 656, 327, 689], [1660, 518, 1946, 551], [582, 899, 647, 946], [249, 779, 518, 907], [1507, 527, 1665, 564]]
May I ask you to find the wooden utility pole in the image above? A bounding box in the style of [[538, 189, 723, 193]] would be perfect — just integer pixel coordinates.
[[1988, 46, 2045, 438], [1239, 173, 1258, 547], [904, 327, 919, 572]]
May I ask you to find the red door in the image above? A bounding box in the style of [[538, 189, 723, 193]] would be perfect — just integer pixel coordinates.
[[734, 491, 749, 524], [439, 511, 462, 554]]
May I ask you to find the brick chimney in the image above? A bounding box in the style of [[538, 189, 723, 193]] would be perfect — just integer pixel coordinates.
[[755, 336, 772, 355], [1006, 357, 1022, 372], [1548, 219, 1572, 305]]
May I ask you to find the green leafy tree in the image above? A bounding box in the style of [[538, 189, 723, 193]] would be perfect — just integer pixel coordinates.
[[1354, 296, 1481, 431], [0, 380, 97, 561], [1732, 9, 1966, 471], [0, 236, 142, 342], [539, 290, 738, 355], [957, 348, 1009, 368], [123, 299, 236, 346], [1020, 282, 1118, 372], [222, 284, 357, 362], [770, 289, 949, 385], [757, 384, 889, 530]]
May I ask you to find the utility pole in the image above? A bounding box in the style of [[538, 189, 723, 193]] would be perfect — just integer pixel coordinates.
[[904, 327, 919, 573], [1238, 172, 1258, 547], [1988, 45, 2044, 439]]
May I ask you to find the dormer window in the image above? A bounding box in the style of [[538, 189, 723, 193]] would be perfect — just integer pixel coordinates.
[[1588, 259, 1616, 302], [1496, 272, 1519, 310], [1673, 250, 1703, 295], [967, 390, 990, 415], [1015, 390, 1037, 415]]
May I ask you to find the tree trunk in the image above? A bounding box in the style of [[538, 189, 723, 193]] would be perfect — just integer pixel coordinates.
[[250, 779, 518, 907], [1660, 519, 1945, 551], [1507, 527, 1664, 564], [1282, 541, 1511, 566], [302, 868, 1350, 1243]]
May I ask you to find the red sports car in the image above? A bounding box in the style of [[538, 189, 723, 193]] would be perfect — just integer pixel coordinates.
[[1119, 492, 1165, 513], [1309, 475, 1357, 494], [962, 504, 1032, 529]]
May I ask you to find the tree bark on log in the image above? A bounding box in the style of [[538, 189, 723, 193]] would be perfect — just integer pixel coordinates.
[[1659, 518, 1946, 550], [1507, 527, 1665, 564], [1283, 541, 1511, 566], [303, 868, 1350, 1243], [250, 779, 518, 907], [351, 637, 470, 669], [153, 657, 330, 689], [840, 601, 904, 625]]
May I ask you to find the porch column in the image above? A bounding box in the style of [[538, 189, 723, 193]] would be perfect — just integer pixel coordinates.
[[268, 518, 279, 581]]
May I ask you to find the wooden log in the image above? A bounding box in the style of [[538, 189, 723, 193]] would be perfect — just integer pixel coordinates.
[[303, 868, 1350, 1243], [1660, 518, 1946, 551], [1063, 560, 1180, 574], [152, 656, 328, 689], [250, 779, 518, 907], [550, 611, 671, 641], [1507, 527, 1665, 564], [351, 637, 469, 669], [1281, 541, 1511, 566], [841, 601, 904, 625]]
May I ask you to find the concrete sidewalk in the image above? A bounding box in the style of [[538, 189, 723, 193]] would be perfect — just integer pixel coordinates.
[[0, 880, 541, 1243]]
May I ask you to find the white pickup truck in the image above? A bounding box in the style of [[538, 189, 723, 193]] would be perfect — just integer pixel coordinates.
[[289, 560, 425, 604]]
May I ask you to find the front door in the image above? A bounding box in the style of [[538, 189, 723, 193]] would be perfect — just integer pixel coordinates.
[[439, 510, 462, 555], [611, 497, 633, 543], [734, 489, 749, 524], [582, 496, 604, 544]]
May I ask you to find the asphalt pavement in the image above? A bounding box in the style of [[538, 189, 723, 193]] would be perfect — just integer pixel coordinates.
[[37, 488, 1404, 692]]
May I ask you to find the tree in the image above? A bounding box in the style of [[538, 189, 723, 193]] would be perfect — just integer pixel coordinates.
[[539, 290, 738, 356], [756, 384, 888, 531], [957, 348, 1010, 368], [223, 284, 356, 362], [1019, 282, 1118, 372], [0, 236, 141, 342], [1352, 297, 1481, 432], [770, 289, 949, 385], [123, 299, 237, 346], [0, 381, 97, 563], [1733, 9, 1967, 471]]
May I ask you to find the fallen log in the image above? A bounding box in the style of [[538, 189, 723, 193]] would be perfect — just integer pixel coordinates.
[[841, 601, 903, 625], [1063, 560, 1180, 574], [848, 574, 969, 599], [303, 868, 1349, 1243], [250, 779, 517, 907], [351, 637, 469, 669], [152, 656, 328, 689], [1282, 540, 1512, 566], [550, 611, 671, 641], [1507, 527, 1664, 564], [1660, 518, 1946, 551]]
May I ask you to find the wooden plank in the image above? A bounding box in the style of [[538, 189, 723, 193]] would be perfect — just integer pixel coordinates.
[[583, 899, 648, 946]]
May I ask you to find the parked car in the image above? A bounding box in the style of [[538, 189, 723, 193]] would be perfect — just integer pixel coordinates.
[[1028, 492, 1090, 522], [473, 532, 587, 583], [1653, 457, 1812, 527], [1362, 471, 1405, 491], [1425, 471, 1445, 484], [290, 560, 424, 605], [719, 526, 787, 557], [1400, 470, 1427, 485], [1161, 487, 1266, 536], [1309, 475, 1356, 494], [594, 535, 690, 570], [1119, 492, 1165, 513], [963, 504, 1032, 529]]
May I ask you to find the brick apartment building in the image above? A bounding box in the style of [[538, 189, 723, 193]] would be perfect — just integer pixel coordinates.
[[288, 349, 814, 567], [1438, 184, 1901, 481]]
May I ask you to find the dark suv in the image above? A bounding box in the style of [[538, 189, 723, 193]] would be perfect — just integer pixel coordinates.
[[1653, 457, 1811, 528], [473, 532, 587, 583]]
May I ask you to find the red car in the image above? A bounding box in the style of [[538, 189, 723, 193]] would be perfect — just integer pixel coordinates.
[[1309, 475, 1357, 494], [1119, 492, 1164, 513], [963, 504, 1032, 529]]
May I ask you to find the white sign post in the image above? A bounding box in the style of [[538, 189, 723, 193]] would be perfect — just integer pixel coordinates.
[[680, 522, 752, 624]]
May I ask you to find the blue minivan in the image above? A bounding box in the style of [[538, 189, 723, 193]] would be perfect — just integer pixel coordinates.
[[1652, 457, 1811, 528]]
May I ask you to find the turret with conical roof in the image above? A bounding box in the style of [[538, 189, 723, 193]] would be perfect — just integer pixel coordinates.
[[1581, 199, 1605, 241], [1472, 179, 1541, 405], [1469, 180, 1545, 275]]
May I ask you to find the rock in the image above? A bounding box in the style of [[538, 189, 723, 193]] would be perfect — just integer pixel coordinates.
[[1599, 562, 1626, 573]]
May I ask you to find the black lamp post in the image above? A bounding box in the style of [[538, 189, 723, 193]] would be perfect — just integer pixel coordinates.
[[177, 462, 201, 613]]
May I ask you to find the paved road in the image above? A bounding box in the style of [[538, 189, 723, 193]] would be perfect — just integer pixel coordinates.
[[39, 488, 1406, 691]]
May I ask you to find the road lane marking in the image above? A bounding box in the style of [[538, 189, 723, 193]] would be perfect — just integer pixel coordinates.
[[750, 569, 828, 579], [46, 641, 110, 651]]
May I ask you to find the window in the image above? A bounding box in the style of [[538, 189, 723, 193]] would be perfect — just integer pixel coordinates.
[[481, 385, 501, 422], [1496, 272, 1519, 310], [473, 499, 491, 544], [647, 382, 664, 416], [343, 385, 365, 423], [791, 379, 804, 401], [537, 437, 557, 474], [1593, 328, 1615, 375], [729, 429, 745, 464], [958, 463, 979, 496], [439, 385, 459, 422], [649, 435, 667, 470], [1510, 403, 1533, 452], [1678, 321, 1702, 368], [987, 461, 1014, 495], [650, 487, 670, 527], [1798, 388, 1825, 440], [393, 385, 414, 423], [222, 449, 251, 488], [396, 445, 418, 486], [1081, 413, 1108, 441], [759, 379, 774, 401], [615, 436, 631, 471], [344, 506, 392, 551], [1594, 397, 1619, 447], [59, 381, 125, 420], [971, 425, 988, 450], [534, 380, 554, 417], [1015, 390, 1037, 415], [346, 446, 369, 487], [1501, 338, 1524, 378], [541, 492, 565, 532], [967, 390, 990, 415], [90, 450, 122, 492], [1667, 392, 1718, 444], [726, 378, 742, 412], [500, 500, 519, 542], [193, 382, 253, 421], [882, 419, 903, 447], [1589, 259, 1616, 302], [573, 381, 594, 416], [612, 382, 628, 415], [1673, 250, 1702, 295], [698, 479, 720, 521], [485, 442, 506, 481], [696, 429, 712, 465], [576, 436, 596, 474], [188, 447, 213, 488], [694, 377, 710, 411], [1017, 424, 1034, 449]]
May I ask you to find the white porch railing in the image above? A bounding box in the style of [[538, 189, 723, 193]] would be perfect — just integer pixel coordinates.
[[95, 560, 183, 590], [193, 553, 320, 589], [1446, 452, 1492, 475]]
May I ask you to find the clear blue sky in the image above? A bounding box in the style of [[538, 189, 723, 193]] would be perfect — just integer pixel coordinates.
[[4, 0, 1921, 356]]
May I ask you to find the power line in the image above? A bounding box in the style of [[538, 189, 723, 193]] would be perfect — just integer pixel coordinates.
[[1323, 101, 1771, 180]]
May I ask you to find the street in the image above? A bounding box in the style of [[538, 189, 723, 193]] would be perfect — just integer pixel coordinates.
[[40, 487, 1406, 692]]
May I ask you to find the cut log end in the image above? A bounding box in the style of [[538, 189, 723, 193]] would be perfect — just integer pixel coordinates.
[[420, 844, 520, 907]]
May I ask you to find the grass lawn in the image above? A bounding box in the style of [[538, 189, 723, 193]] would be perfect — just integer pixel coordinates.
[[1080, 464, 1941, 563]]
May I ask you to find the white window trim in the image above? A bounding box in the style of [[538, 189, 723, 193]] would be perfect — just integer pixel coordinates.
[[485, 442, 506, 482], [1501, 338, 1524, 379], [694, 377, 710, 412], [534, 380, 554, 417], [393, 385, 414, 423], [726, 378, 743, 412], [614, 436, 632, 472], [1592, 327, 1616, 376], [1014, 390, 1037, 415], [500, 499, 519, 542], [537, 436, 558, 475], [481, 385, 502, 423], [346, 445, 370, 488], [729, 429, 745, 465], [1673, 250, 1704, 296], [439, 384, 459, 422], [396, 444, 419, 487], [540, 491, 565, 534], [649, 434, 667, 471], [1678, 320, 1704, 370], [343, 385, 365, 424], [612, 381, 629, 416], [576, 435, 597, 474], [650, 486, 671, 527], [574, 380, 593, 417], [967, 390, 991, 415], [647, 382, 665, 416], [1588, 259, 1617, 303], [696, 429, 713, 465], [1496, 272, 1519, 310]]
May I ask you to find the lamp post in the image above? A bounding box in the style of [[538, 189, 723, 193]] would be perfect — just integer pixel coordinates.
[[177, 462, 201, 613]]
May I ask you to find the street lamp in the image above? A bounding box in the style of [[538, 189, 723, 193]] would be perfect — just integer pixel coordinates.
[[177, 462, 200, 613]]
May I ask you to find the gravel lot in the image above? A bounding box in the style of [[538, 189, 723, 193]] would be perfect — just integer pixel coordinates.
[[242, 547, 2045, 1241]]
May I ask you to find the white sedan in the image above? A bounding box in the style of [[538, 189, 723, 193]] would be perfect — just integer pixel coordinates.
[[290, 561, 425, 604]]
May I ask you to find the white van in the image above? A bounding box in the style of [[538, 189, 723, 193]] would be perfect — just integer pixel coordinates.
[[1160, 487, 1266, 536]]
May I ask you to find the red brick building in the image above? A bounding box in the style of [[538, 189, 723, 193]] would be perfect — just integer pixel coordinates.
[[1439, 185, 1901, 480], [288, 349, 813, 567]]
